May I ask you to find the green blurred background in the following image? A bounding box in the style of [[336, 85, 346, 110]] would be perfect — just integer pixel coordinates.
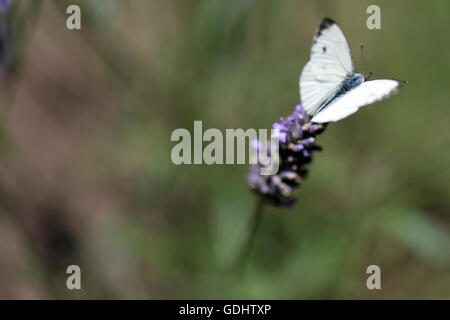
[[0, 0, 449, 299]]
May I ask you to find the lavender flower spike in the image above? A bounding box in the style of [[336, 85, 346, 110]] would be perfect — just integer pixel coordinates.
[[0, 0, 11, 14], [246, 104, 326, 208]]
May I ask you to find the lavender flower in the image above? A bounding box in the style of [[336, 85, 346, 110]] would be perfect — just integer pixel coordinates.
[[0, 0, 11, 14], [247, 104, 326, 208], [0, 0, 14, 72]]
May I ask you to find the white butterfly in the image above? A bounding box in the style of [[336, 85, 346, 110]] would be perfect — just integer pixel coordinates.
[[299, 18, 403, 123]]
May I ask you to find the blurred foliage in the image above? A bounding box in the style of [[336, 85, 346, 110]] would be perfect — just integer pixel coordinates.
[[0, 0, 448, 299]]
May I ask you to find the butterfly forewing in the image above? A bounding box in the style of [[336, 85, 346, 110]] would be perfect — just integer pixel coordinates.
[[300, 18, 354, 115], [310, 79, 401, 123]]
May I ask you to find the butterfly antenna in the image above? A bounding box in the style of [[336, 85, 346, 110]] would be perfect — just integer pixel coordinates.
[[361, 43, 408, 84], [360, 42, 367, 76]]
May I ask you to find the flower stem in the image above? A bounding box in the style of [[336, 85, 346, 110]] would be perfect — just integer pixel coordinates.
[[235, 197, 265, 271]]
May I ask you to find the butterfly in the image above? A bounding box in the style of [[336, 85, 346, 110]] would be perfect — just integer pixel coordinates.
[[299, 18, 404, 123]]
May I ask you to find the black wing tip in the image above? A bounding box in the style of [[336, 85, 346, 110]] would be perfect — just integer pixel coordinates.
[[318, 17, 336, 31], [393, 79, 407, 90]]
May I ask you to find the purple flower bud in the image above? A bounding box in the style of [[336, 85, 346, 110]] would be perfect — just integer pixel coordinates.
[[302, 149, 311, 158], [309, 124, 320, 132], [291, 144, 304, 152], [301, 137, 315, 145]]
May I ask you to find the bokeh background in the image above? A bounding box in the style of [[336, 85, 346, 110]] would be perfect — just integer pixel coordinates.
[[0, 0, 449, 299]]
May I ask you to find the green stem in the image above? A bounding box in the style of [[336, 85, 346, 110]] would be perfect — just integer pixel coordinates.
[[235, 197, 265, 271]]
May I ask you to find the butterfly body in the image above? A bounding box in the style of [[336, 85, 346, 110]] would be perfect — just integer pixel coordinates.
[[337, 74, 365, 95], [315, 73, 365, 115], [299, 18, 403, 123]]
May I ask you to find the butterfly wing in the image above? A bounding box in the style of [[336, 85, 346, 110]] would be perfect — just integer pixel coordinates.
[[300, 18, 354, 115], [311, 79, 401, 123]]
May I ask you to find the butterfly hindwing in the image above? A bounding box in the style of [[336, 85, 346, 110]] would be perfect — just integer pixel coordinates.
[[300, 18, 354, 115], [311, 79, 401, 123]]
